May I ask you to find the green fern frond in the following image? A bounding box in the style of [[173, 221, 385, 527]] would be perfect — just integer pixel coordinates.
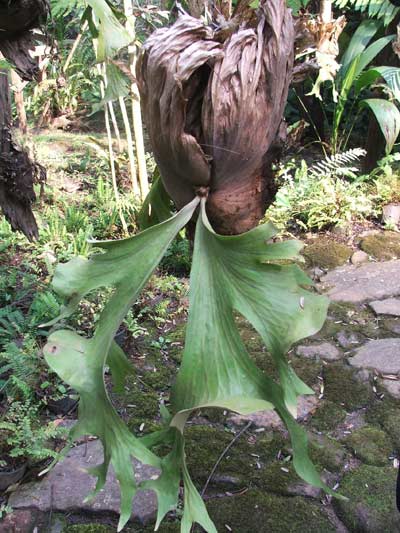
[[309, 148, 367, 178], [29, 292, 61, 327], [0, 341, 39, 398], [333, 0, 400, 26], [0, 308, 26, 343]]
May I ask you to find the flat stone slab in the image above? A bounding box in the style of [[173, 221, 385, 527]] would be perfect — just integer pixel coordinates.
[[381, 379, 400, 399], [349, 338, 400, 374], [369, 298, 400, 316], [9, 440, 159, 524], [318, 260, 400, 303], [229, 395, 318, 429], [296, 342, 341, 360]]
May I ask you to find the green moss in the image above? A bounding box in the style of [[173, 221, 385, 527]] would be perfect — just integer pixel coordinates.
[[303, 240, 352, 269], [314, 316, 344, 339], [343, 426, 393, 466], [319, 302, 379, 339], [236, 316, 264, 352], [206, 490, 336, 532], [185, 426, 287, 490], [289, 357, 322, 388], [360, 231, 400, 260], [62, 526, 114, 533], [255, 462, 302, 495], [314, 302, 371, 340], [333, 465, 400, 532], [309, 400, 347, 432], [139, 364, 174, 390], [166, 323, 186, 363], [366, 397, 400, 449], [113, 376, 161, 433], [328, 302, 358, 322], [323, 363, 372, 410], [309, 433, 347, 472]]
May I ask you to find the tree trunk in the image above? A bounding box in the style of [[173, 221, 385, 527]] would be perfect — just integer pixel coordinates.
[[0, 0, 49, 80], [0, 0, 48, 239], [0, 69, 40, 240]]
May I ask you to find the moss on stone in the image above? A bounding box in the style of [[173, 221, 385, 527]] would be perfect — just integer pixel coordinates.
[[185, 425, 287, 490], [366, 397, 400, 450], [206, 490, 336, 532], [314, 316, 344, 339], [255, 462, 302, 495], [323, 363, 372, 410], [333, 465, 400, 532], [303, 240, 352, 269], [343, 426, 393, 466], [360, 231, 400, 261], [309, 400, 347, 432], [309, 433, 347, 472]]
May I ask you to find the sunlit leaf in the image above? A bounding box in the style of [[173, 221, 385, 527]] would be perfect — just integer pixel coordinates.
[[83, 0, 131, 61], [361, 98, 400, 154], [356, 66, 400, 102]]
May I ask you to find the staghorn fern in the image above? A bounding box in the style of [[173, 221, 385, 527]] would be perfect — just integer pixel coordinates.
[[309, 147, 366, 178], [333, 0, 400, 26]]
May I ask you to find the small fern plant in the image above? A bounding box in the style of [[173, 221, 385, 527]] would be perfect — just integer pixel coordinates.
[[0, 400, 65, 466]]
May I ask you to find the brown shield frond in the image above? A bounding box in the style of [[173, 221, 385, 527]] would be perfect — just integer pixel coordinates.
[[138, 0, 294, 234]]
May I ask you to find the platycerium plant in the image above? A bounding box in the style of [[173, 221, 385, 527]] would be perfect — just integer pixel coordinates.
[[44, 1, 342, 531]]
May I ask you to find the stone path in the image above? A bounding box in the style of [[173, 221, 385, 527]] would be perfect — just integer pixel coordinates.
[[8, 440, 159, 523], [5, 254, 400, 532], [318, 259, 400, 303]]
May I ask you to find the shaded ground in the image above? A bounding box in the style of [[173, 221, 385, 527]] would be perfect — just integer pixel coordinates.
[[1, 132, 400, 532]]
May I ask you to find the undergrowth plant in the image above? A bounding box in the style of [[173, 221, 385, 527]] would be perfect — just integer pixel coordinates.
[[0, 400, 65, 466], [267, 151, 400, 232], [329, 19, 400, 154]]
